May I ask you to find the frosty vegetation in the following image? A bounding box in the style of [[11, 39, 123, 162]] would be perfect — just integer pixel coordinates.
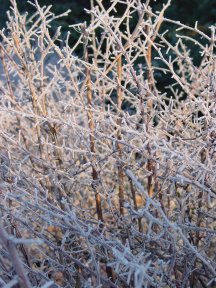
[[0, 0, 215, 287]]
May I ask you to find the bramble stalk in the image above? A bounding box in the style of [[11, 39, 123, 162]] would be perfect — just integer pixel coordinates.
[[82, 24, 103, 222], [116, 53, 124, 216]]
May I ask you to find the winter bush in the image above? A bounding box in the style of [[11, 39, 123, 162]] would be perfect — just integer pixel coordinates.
[[0, 0, 215, 287]]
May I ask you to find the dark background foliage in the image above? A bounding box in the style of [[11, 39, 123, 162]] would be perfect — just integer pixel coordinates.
[[1, 0, 215, 54], [1, 0, 216, 30], [1, 0, 215, 91]]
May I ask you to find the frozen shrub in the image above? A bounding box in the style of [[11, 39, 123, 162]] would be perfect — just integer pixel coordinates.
[[0, 0, 215, 287]]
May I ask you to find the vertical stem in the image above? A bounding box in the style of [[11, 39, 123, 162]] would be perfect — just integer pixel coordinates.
[[90, 0, 97, 66], [146, 17, 154, 198], [130, 180, 143, 232], [87, 70, 103, 222], [83, 10, 115, 281], [12, 33, 43, 157], [82, 24, 103, 222], [144, 1, 168, 199], [116, 54, 124, 216]]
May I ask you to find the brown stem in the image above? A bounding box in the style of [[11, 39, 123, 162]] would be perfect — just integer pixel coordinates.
[[130, 180, 143, 232], [82, 24, 103, 222], [116, 54, 124, 216], [12, 33, 43, 157], [145, 4, 166, 198]]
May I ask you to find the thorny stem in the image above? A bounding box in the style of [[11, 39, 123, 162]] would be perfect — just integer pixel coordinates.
[[116, 52, 124, 217], [130, 179, 143, 232], [145, 1, 170, 198], [82, 23, 103, 222], [12, 32, 43, 157], [82, 18, 116, 283]]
